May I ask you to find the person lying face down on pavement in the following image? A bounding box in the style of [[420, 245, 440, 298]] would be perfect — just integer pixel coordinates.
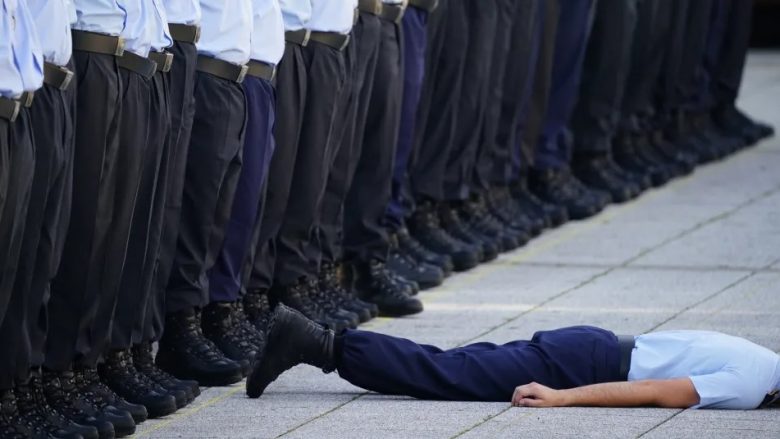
[[247, 305, 780, 410]]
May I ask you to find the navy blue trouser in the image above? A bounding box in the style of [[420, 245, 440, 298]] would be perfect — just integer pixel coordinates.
[[386, 6, 428, 230], [534, 0, 595, 171], [337, 326, 623, 401], [208, 76, 276, 303]]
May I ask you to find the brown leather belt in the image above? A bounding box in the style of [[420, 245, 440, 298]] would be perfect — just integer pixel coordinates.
[[379, 3, 407, 23], [149, 51, 174, 74], [117, 51, 157, 79], [409, 0, 439, 12], [309, 32, 351, 51], [246, 60, 276, 82], [617, 335, 635, 381], [358, 0, 383, 15], [169, 23, 201, 44], [285, 29, 311, 47], [72, 30, 125, 56], [0, 97, 21, 122], [196, 56, 248, 83], [44, 62, 75, 91]]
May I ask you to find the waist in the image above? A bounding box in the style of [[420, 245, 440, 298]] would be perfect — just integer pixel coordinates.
[[616, 335, 635, 381], [0, 91, 35, 122]]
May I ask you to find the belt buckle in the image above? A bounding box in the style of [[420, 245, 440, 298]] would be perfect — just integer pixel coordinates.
[[302, 29, 311, 47], [3, 99, 21, 123], [373, 0, 383, 15], [269, 66, 278, 82], [115, 37, 126, 56], [396, 1, 409, 24], [59, 67, 74, 91], [20, 91, 34, 107], [339, 34, 351, 52], [236, 65, 249, 83], [193, 26, 202, 44], [162, 52, 174, 72]]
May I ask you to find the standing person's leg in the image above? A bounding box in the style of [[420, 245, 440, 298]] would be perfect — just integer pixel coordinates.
[[315, 10, 382, 325], [103, 66, 181, 419], [385, 3, 456, 279], [511, 0, 569, 230], [343, 10, 423, 318], [0, 105, 35, 401], [147, 39, 197, 353], [4, 69, 96, 439], [247, 305, 625, 402], [614, 0, 675, 188], [157, 66, 247, 386], [528, 0, 610, 221], [204, 74, 276, 367], [246, 42, 307, 319], [45, 43, 137, 437], [710, 0, 774, 143], [570, 0, 641, 204], [270, 41, 346, 324], [407, 0, 482, 273]]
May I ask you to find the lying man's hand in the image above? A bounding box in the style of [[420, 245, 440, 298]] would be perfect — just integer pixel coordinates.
[[511, 382, 564, 407]]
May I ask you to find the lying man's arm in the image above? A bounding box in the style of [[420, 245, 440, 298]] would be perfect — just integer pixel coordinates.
[[511, 378, 700, 409]]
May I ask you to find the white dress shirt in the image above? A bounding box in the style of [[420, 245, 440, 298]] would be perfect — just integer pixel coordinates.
[[163, 0, 201, 24], [279, 0, 311, 32], [0, 0, 43, 97], [150, 0, 173, 52]]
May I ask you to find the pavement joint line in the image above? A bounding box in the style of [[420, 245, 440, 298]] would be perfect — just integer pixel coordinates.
[[449, 406, 518, 439], [647, 257, 780, 333], [516, 261, 779, 274], [275, 393, 366, 438], [635, 409, 685, 438], [135, 384, 246, 437]]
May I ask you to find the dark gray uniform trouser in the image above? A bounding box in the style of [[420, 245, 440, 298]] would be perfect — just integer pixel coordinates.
[[0, 105, 36, 389], [46, 51, 126, 371]]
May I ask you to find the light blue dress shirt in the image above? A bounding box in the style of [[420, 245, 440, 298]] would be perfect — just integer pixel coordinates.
[[307, 0, 356, 34], [250, 0, 284, 65], [628, 330, 780, 410], [163, 0, 200, 25], [149, 0, 173, 52], [197, 0, 252, 65], [117, 0, 152, 56], [27, 0, 73, 67], [279, 0, 311, 32], [72, 0, 127, 36], [382, 0, 403, 4], [0, 0, 43, 98]]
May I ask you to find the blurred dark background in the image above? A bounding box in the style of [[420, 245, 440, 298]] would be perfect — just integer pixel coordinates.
[[752, 0, 780, 47]]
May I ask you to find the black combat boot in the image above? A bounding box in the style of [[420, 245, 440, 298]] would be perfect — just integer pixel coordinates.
[[270, 279, 350, 332], [408, 201, 480, 272], [306, 277, 359, 329], [132, 342, 200, 407], [347, 259, 423, 317], [201, 302, 260, 376], [243, 289, 277, 331], [395, 227, 453, 276], [318, 263, 377, 323], [246, 305, 335, 399], [42, 370, 118, 439], [461, 195, 529, 251], [614, 136, 668, 188], [529, 168, 609, 221], [573, 154, 640, 203], [98, 350, 179, 418], [2, 387, 47, 439], [71, 367, 139, 436], [231, 301, 268, 354], [511, 182, 569, 228], [438, 203, 498, 261], [713, 105, 774, 144], [487, 187, 543, 237], [386, 247, 444, 291], [155, 308, 245, 386], [15, 369, 99, 439]]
